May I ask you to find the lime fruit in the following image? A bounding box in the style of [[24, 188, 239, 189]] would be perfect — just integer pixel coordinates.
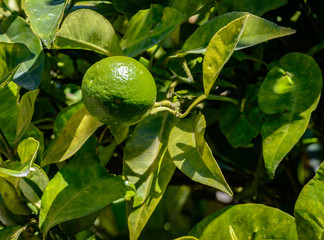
[[82, 56, 157, 127]]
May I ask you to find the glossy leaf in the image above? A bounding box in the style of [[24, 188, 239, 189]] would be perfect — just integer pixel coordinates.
[[54, 9, 123, 56], [188, 204, 298, 240], [203, 15, 248, 96], [19, 165, 48, 209], [295, 161, 324, 240], [123, 112, 178, 240], [20, 124, 44, 162], [121, 4, 186, 57], [15, 89, 39, 143], [0, 225, 22, 240], [24, 0, 69, 48], [0, 82, 18, 145], [0, 138, 39, 178], [0, 16, 44, 90], [42, 105, 103, 166], [216, 0, 287, 16], [39, 140, 134, 234], [0, 42, 32, 87], [168, 112, 232, 195], [0, 177, 30, 215], [189, 203, 298, 239], [181, 12, 295, 54], [258, 53, 322, 177]]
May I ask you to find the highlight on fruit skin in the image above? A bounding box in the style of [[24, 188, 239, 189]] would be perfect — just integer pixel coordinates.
[[81, 56, 157, 127]]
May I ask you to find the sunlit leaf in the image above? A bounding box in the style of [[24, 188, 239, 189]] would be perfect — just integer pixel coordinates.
[[123, 111, 178, 240], [24, 0, 69, 48], [181, 12, 295, 54], [294, 161, 324, 240], [168, 112, 232, 195], [42, 105, 103, 166], [0, 137, 39, 178], [39, 139, 134, 235], [54, 9, 123, 56], [121, 4, 186, 57], [0, 16, 44, 90], [258, 53, 322, 178], [15, 89, 39, 143], [189, 204, 298, 239], [203, 15, 248, 96]]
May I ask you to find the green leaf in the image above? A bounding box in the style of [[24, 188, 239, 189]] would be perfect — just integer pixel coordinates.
[[53, 101, 83, 138], [39, 139, 134, 235], [0, 137, 39, 178], [20, 124, 44, 162], [121, 4, 186, 57], [219, 85, 263, 148], [24, 0, 69, 48], [168, 112, 232, 195], [99, 140, 118, 167], [295, 161, 324, 240], [42, 105, 103, 166], [54, 9, 123, 56], [110, 125, 129, 144], [181, 12, 295, 54], [0, 225, 22, 240], [203, 15, 248, 96], [0, 16, 44, 90], [0, 42, 32, 87], [170, 0, 212, 18], [19, 165, 48, 209], [216, 0, 287, 16], [189, 203, 298, 239], [123, 111, 178, 240], [15, 89, 39, 143], [174, 237, 199, 240], [258, 53, 322, 178], [0, 82, 19, 145], [0, 177, 31, 215]]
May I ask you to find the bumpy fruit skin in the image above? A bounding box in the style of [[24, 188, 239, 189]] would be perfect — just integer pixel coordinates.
[[82, 56, 157, 127]]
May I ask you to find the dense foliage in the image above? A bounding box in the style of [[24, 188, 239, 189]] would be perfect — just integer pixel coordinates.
[[0, 0, 323, 239]]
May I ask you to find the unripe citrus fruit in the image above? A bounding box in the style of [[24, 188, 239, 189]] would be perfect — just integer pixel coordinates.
[[82, 56, 157, 127]]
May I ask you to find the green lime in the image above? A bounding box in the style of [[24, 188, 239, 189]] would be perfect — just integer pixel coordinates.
[[82, 56, 157, 127]]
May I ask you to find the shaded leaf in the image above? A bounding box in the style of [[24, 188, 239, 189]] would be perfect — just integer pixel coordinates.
[[121, 4, 186, 57], [0, 177, 31, 215], [170, 0, 212, 18], [189, 203, 298, 239], [15, 89, 39, 143], [258, 53, 322, 177], [42, 105, 103, 166], [110, 125, 129, 144], [0, 82, 18, 145], [203, 15, 248, 96], [99, 140, 118, 167], [216, 0, 287, 16], [0, 16, 44, 90], [19, 165, 48, 209], [123, 112, 178, 240], [181, 12, 295, 54], [168, 112, 232, 195], [39, 139, 134, 234], [0, 42, 32, 87], [24, 0, 69, 48], [0, 225, 22, 240], [54, 9, 123, 56], [295, 161, 324, 240], [0, 137, 39, 178], [219, 85, 263, 148]]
